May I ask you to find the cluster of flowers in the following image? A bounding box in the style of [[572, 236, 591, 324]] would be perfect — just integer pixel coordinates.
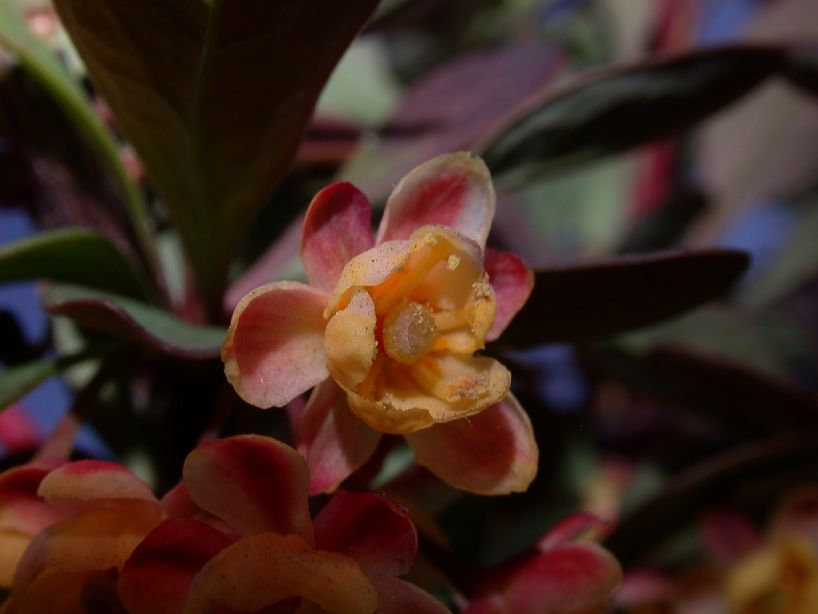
[[1, 154, 622, 612], [619, 488, 818, 613]]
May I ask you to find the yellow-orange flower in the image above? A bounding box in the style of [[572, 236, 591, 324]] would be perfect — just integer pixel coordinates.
[[223, 153, 537, 495]]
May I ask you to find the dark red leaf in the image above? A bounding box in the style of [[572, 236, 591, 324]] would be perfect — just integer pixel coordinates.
[[499, 249, 750, 344]]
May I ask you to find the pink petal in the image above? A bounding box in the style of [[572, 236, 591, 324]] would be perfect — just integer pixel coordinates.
[[502, 543, 622, 613], [38, 460, 157, 504], [0, 404, 41, 455], [615, 570, 676, 610], [118, 519, 236, 614], [222, 281, 329, 408], [301, 182, 375, 292], [183, 435, 313, 541], [484, 248, 534, 342], [183, 533, 378, 614], [405, 394, 538, 495], [368, 575, 449, 613], [297, 380, 381, 495], [313, 491, 417, 577], [376, 152, 495, 248], [0, 460, 64, 534], [536, 513, 613, 551]]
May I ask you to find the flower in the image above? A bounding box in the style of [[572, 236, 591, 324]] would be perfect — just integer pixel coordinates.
[[1, 435, 446, 614], [123, 434, 446, 614], [464, 513, 622, 614], [222, 152, 538, 495], [0, 459, 166, 612]]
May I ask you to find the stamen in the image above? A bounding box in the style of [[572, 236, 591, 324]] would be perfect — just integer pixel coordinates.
[[383, 302, 438, 364]]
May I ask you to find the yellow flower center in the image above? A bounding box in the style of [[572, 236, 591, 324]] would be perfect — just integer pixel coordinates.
[[323, 225, 510, 434]]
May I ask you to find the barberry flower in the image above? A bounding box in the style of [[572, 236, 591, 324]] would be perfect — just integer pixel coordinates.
[[223, 153, 538, 495]]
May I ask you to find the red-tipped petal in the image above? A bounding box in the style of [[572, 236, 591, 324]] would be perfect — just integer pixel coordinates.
[[183, 533, 378, 614], [502, 544, 622, 614], [118, 519, 236, 614], [377, 153, 495, 248], [38, 460, 157, 504], [183, 435, 313, 541], [314, 491, 417, 577], [537, 513, 613, 551], [302, 182, 375, 292], [405, 395, 538, 495], [222, 281, 329, 409], [369, 575, 450, 613], [13, 501, 164, 591], [298, 380, 381, 495], [0, 461, 65, 587], [0, 460, 64, 535], [484, 248, 534, 342]]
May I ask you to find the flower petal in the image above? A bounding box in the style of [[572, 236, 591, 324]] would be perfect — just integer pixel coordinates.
[[118, 519, 236, 614], [377, 152, 495, 248], [313, 491, 417, 576], [0, 460, 65, 535], [502, 543, 622, 614], [484, 248, 533, 342], [324, 289, 378, 388], [183, 533, 378, 614], [297, 380, 381, 495], [405, 394, 537, 495], [0, 461, 66, 588], [302, 182, 375, 292], [368, 575, 450, 614], [183, 435, 312, 541], [346, 354, 510, 435], [13, 501, 164, 591], [223, 281, 329, 408], [38, 460, 157, 505], [536, 513, 613, 551]]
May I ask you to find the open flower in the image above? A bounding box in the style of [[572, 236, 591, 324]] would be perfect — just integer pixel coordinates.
[[223, 153, 538, 495], [1, 436, 445, 613], [119, 434, 447, 614]]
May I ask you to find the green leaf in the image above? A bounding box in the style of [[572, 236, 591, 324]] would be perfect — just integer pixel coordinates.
[[0, 2, 158, 276], [54, 0, 379, 312], [0, 351, 94, 408], [0, 228, 150, 299], [480, 45, 802, 178], [43, 284, 226, 360]]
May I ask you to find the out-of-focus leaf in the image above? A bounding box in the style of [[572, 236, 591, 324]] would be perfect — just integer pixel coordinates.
[[0, 228, 149, 298], [317, 37, 400, 129], [598, 345, 818, 437], [617, 188, 709, 254], [481, 45, 815, 179], [341, 42, 565, 202], [43, 284, 226, 360], [605, 434, 818, 566], [54, 0, 379, 311], [0, 350, 93, 408], [744, 203, 818, 306], [621, 304, 812, 378], [0, 1, 156, 271], [498, 249, 750, 345], [493, 154, 634, 263]]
